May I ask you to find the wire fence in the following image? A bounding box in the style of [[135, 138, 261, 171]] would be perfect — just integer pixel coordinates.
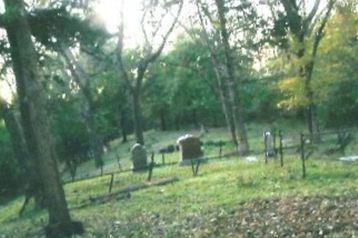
[[62, 127, 358, 184]]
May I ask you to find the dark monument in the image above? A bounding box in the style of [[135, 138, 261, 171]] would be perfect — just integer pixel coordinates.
[[131, 143, 148, 172], [177, 134, 204, 165]]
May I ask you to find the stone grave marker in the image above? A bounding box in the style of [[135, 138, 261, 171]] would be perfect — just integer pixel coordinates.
[[131, 143, 148, 172], [177, 134, 204, 165], [264, 131, 275, 158]]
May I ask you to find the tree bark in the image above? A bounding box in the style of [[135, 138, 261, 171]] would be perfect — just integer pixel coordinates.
[[3, 0, 83, 236], [214, 0, 249, 154], [132, 87, 145, 145], [194, 1, 239, 149], [159, 109, 167, 131], [120, 108, 128, 143]]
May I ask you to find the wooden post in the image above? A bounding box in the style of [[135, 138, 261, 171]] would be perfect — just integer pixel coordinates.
[[116, 151, 122, 170], [279, 130, 283, 167], [190, 159, 201, 177], [108, 173, 114, 194], [147, 152, 155, 181], [300, 133, 306, 179], [219, 143, 222, 158], [273, 129, 277, 158], [190, 159, 195, 175], [161, 153, 165, 165], [195, 160, 201, 176], [264, 132, 268, 164]]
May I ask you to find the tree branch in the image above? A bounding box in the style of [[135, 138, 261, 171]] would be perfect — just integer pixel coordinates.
[[0, 14, 5, 28], [135, 0, 183, 87], [115, 0, 132, 91], [143, 0, 183, 66], [60, 46, 93, 102], [303, 0, 320, 28], [311, 0, 335, 59]]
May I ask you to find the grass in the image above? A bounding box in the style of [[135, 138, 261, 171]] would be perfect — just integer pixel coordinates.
[[0, 121, 357, 237]]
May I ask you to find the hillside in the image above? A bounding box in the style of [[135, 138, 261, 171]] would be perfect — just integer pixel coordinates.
[[1, 125, 357, 237]]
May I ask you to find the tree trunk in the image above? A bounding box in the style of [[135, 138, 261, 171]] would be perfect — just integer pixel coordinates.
[[215, 0, 249, 154], [159, 109, 167, 131], [86, 104, 104, 169], [120, 108, 128, 143], [210, 57, 239, 149], [305, 59, 321, 143], [3, 0, 83, 236], [195, 0, 240, 152], [175, 115, 181, 131], [132, 88, 145, 145]]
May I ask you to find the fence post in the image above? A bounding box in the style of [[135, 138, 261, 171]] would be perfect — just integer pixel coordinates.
[[300, 133, 306, 179], [161, 153, 165, 165], [219, 143, 222, 158], [108, 173, 114, 194], [273, 129, 277, 158], [279, 130, 283, 167], [264, 132, 268, 164], [116, 151, 121, 169], [147, 152, 155, 181]]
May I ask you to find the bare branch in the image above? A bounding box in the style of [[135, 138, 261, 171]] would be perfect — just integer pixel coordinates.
[[197, 0, 216, 27], [304, 0, 320, 27], [311, 0, 335, 57], [141, 0, 183, 68], [115, 0, 132, 90], [140, 7, 151, 48], [60, 47, 84, 88]]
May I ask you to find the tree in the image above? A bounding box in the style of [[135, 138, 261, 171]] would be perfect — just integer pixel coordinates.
[[115, 0, 183, 145], [314, 0, 358, 127], [188, 0, 262, 154], [26, 5, 110, 173], [269, 0, 335, 140], [0, 0, 83, 236]]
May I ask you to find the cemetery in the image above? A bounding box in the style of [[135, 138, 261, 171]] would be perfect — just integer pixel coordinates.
[[0, 0, 357, 237]]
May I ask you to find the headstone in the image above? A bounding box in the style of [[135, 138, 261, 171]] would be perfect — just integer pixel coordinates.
[[264, 131, 275, 157], [131, 143, 147, 172], [177, 134, 204, 165]]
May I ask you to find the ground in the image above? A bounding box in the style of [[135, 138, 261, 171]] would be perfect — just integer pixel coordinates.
[[0, 122, 357, 237]]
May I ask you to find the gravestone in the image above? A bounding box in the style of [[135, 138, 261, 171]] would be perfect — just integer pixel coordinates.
[[177, 134, 204, 165], [131, 143, 147, 172], [264, 131, 275, 158]]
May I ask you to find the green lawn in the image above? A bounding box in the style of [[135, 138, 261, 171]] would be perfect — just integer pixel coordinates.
[[0, 123, 357, 237]]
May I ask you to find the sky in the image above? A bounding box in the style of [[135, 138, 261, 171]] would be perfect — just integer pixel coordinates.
[[95, 0, 142, 45], [94, 0, 196, 49]]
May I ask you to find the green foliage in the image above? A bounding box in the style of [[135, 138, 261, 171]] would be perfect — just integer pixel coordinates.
[[143, 34, 223, 129], [0, 121, 20, 199], [29, 6, 108, 50], [315, 1, 358, 126]]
